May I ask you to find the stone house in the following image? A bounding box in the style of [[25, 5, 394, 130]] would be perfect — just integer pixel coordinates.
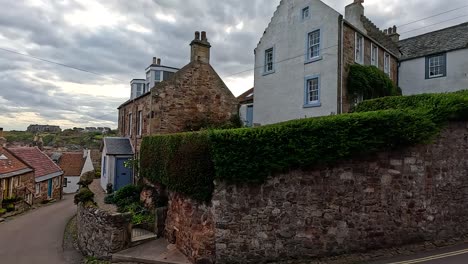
[[27, 124, 61, 133], [117, 31, 238, 153], [57, 150, 95, 194], [253, 0, 399, 125], [0, 146, 35, 206], [237, 87, 254, 127], [8, 147, 64, 203], [399, 22, 468, 95]]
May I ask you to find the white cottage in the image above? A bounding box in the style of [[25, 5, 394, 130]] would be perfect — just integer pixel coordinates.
[[101, 138, 134, 192], [57, 150, 95, 194]]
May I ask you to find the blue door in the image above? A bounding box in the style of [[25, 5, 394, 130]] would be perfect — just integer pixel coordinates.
[[47, 179, 53, 198], [246, 105, 254, 127], [115, 158, 133, 191]]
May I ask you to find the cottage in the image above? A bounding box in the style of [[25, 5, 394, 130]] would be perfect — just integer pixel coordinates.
[[399, 22, 468, 95], [0, 147, 35, 207], [117, 31, 238, 152], [101, 138, 134, 192], [237, 87, 254, 127], [58, 150, 95, 194], [253, 0, 399, 125], [8, 147, 64, 203]]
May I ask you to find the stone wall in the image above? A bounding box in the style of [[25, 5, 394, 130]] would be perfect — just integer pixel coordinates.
[[118, 93, 151, 153], [34, 175, 63, 204], [211, 121, 468, 263], [77, 204, 131, 259], [165, 192, 215, 264]]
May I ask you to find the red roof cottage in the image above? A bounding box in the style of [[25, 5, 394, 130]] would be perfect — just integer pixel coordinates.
[[9, 147, 64, 203]]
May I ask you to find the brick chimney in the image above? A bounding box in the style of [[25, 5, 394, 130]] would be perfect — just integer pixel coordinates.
[[157, 58, 161, 65], [190, 31, 211, 63], [153, 57, 157, 64], [345, 0, 366, 32], [387, 25, 400, 42]]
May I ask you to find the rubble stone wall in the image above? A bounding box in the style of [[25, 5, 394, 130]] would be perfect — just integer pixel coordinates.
[[211, 121, 468, 263], [77, 204, 131, 260]]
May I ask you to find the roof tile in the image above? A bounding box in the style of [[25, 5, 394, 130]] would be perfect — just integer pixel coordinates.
[[8, 147, 63, 178], [58, 152, 85, 177]]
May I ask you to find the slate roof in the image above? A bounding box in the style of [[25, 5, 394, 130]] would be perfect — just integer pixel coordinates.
[[399, 22, 468, 61], [58, 152, 85, 177], [237, 88, 254, 104], [103, 138, 134, 155], [0, 147, 32, 176], [8, 147, 63, 178]]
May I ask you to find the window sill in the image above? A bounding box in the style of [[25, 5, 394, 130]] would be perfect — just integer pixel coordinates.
[[303, 102, 321, 108], [263, 70, 275, 76], [305, 56, 323, 64], [427, 75, 446, 80]]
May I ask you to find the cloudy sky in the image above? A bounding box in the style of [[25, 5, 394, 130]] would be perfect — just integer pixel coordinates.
[[0, 0, 466, 130]]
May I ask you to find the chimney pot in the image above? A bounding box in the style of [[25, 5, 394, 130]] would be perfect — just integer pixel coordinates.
[[393, 25, 397, 33], [157, 58, 161, 65], [195, 31, 200, 40], [384, 29, 388, 34], [388, 27, 393, 34], [201, 31, 207, 41], [153, 57, 157, 64]]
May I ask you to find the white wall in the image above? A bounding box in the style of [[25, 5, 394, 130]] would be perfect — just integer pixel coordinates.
[[63, 176, 80, 194], [399, 49, 468, 95], [239, 103, 253, 126], [81, 149, 94, 176], [254, 0, 341, 125]]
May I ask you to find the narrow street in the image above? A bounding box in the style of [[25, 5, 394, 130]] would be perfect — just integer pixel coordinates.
[[371, 243, 468, 264], [0, 195, 78, 264]]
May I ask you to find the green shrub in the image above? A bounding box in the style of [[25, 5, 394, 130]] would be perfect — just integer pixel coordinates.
[[141, 110, 440, 200], [74, 188, 94, 205], [140, 132, 214, 202], [348, 64, 400, 100], [6, 204, 15, 212], [104, 194, 115, 204], [112, 185, 142, 210], [353, 91, 468, 123], [0, 208, 6, 215], [132, 212, 155, 225]]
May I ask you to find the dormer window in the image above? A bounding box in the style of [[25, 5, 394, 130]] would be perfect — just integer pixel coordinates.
[[154, 70, 162, 82], [302, 7, 310, 20]]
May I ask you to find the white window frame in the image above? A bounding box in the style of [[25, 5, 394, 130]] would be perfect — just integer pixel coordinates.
[[128, 113, 133, 136], [371, 43, 379, 67], [307, 29, 321, 61], [137, 111, 143, 136], [428, 55, 445, 78], [384, 52, 391, 77], [355, 33, 364, 64], [264, 48, 275, 74], [35, 183, 40, 195], [302, 7, 310, 20]]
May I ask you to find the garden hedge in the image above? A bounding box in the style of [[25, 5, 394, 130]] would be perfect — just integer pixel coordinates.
[[348, 64, 400, 100]]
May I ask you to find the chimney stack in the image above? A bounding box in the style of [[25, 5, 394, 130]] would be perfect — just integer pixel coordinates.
[[157, 58, 161, 65], [345, 0, 366, 32], [190, 30, 211, 64], [385, 25, 400, 42]]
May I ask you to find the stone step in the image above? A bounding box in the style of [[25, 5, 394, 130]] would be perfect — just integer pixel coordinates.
[[130, 233, 157, 247], [112, 239, 190, 264]]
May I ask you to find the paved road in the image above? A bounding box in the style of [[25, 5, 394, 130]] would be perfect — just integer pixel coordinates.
[[372, 243, 468, 264], [0, 195, 78, 264]]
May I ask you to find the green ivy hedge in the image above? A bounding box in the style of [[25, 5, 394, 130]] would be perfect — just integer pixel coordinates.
[[353, 91, 468, 123], [140, 132, 214, 202], [348, 64, 401, 100]]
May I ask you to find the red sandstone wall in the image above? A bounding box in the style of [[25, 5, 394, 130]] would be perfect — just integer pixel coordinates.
[[165, 192, 215, 264], [212, 122, 468, 263]]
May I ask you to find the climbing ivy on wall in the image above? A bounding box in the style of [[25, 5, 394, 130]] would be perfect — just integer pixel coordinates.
[[348, 64, 401, 101]]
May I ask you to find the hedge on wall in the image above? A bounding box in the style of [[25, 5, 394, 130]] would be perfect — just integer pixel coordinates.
[[140, 132, 214, 202], [353, 91, 468, 123], [348, 64, 400, 100]]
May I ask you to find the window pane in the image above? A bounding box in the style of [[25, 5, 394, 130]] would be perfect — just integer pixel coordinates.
[[307, 78, 319, 103], [265, 48, 274, 72], [308, 30, 320, 59]]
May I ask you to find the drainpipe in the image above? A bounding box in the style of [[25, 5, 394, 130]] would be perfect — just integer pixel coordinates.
[[340, 17, 344, 114]]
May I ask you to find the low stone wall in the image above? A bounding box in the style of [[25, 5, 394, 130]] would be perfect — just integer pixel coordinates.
[[211, 121, 468, 263], [77, 204, 131, 259], [165, 192, 215, 263]]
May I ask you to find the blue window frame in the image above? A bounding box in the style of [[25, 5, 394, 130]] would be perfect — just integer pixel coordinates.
[[103, 156, 107, 176], [306, 29, 322, 63], [302, 7, 310, 20], [304, 75, 321, 107], [264, 47, 275, 75]]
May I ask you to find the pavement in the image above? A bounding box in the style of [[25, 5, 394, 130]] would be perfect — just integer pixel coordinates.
[[370, 243, 468, 264], [112, 239, 190, 264], [0, 194, 80, 264]]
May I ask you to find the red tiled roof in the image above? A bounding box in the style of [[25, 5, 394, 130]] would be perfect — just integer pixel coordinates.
[[0, 147, 30, 175], [8, 147, 63, 178], [58, 152, 85, 177], [237, 87, 254, 103]]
